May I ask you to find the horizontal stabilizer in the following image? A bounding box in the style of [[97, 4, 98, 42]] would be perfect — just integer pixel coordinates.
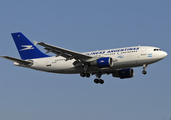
[[1, 56, 32, 65]]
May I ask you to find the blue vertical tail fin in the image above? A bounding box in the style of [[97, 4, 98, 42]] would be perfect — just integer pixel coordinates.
[[12, 32, 50, 60]]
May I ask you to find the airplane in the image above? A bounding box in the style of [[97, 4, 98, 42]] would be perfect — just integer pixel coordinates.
[[1, 32, 168, 84]]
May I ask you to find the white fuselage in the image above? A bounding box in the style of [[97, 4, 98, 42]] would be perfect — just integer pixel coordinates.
[[23, 46, 167, 74]]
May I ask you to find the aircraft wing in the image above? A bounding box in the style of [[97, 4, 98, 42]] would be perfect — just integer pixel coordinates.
[[36, 42, 92, 62], [1, 56, 32, 65]]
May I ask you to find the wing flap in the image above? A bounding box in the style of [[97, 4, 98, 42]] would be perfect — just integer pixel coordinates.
[[44, 47, 71, 58], [37, 42, 92, 61]]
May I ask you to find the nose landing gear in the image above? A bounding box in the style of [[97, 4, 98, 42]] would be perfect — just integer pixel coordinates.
[[142, 64, 147, 75]]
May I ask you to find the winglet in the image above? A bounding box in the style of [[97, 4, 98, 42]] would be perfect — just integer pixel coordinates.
[[33, 40, 39, 46]]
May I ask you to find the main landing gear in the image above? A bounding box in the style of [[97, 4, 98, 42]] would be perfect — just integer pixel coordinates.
[[94, 72, 104, 84], [80, 72, 90, 78], [80, 63, 91, 78], [80, 63, 104, 84], [80, 72, 104, 84], [142, 64, 147, 75], [94, 79, 104, 84]]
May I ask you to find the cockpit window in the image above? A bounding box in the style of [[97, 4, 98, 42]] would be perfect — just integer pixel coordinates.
[[154, 49, 162, 51]]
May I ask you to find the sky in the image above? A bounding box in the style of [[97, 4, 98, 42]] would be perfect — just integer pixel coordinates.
[[0, 0, 171, 120]]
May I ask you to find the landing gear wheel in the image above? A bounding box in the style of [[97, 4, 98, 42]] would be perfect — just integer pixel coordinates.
[[85, 73, 90, 78], [142, 70, 147, 75], [94, 79, 104, 84], [94, 79, 99, 84], [99, 79, 104, 84], [80, 73, 85, 77], [80, 72, 90, 78]]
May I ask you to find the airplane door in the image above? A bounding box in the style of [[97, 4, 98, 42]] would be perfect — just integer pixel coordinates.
[[137, 47, 147, 64], [141, 47, 146, 55]]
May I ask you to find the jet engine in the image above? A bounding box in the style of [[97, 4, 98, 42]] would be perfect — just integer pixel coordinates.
[[90, 57, 113, 68], [112, 68, 134, 79]]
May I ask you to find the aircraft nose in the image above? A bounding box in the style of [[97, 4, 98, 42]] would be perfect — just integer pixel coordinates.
[[155, 51, 167, 60], [161, 51, 168, 58], [164, 52, 167, 57]]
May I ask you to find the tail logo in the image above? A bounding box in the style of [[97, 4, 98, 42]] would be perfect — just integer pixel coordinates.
[[20, 45, 34, 51]]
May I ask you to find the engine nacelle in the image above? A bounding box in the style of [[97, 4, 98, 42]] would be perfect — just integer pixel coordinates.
[[112, 68, 134, 79], [90, 57, 113, 68]]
